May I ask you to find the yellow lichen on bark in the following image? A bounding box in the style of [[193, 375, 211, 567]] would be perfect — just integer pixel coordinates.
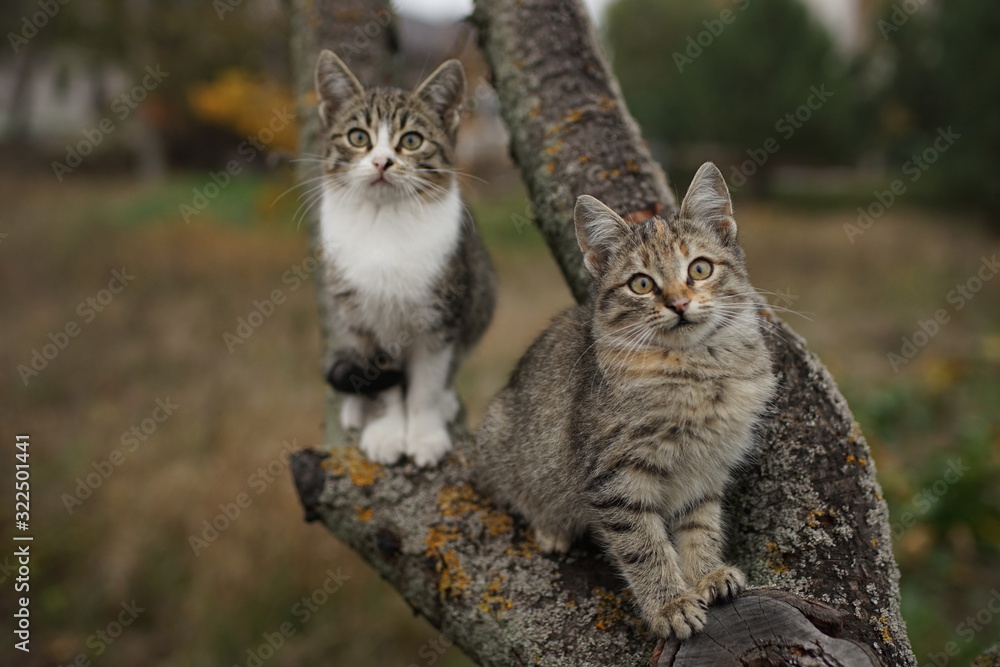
[[439, 549, 470, 598], [321, 447, 384, 487], [425, 525, 461, 555], [879, 615, 894, 643], [591, 587, 639, 631], [766, 541, 789, 575], [438, 484, 513, 537], [807, 508, 834, 528], [477, 574, 514, 617]]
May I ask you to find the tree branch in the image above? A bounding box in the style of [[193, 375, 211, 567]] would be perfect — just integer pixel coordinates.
[[291, 0, 916, 664]]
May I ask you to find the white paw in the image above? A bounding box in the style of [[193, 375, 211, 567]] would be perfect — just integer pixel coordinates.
[[340, 395, 366, 432], [359, 412, 406, 464], [534, 527, 571, 554], [405, 415, 452, 467]]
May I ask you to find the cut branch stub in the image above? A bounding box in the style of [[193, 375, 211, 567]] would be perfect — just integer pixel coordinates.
[[654, 588, 882, 667]]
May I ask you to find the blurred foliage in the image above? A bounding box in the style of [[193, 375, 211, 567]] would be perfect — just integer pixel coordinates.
[[188, 70, 297, 153], [869, 1, 1000, 218], [605, 0, 1000, 221], [845, 359, 1000, 664], [605, 0, 860, 191]]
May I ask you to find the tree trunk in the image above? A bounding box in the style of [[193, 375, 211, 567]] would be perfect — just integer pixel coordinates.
[[290, 1, 916, 665]]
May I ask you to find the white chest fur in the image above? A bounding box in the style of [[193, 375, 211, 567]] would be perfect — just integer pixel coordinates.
[[319, 185, 463, 337]]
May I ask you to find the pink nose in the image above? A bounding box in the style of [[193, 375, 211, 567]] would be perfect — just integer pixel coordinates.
[[372, 156, 394, 174], [668, 297, 690, 314]]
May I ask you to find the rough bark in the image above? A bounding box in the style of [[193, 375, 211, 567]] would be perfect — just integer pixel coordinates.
[[474, 0, 674, 303], [653, 588, 881, 666], [290, 1, 916, 665]]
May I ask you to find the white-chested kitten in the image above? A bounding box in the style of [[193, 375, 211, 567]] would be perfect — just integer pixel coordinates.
[[314, 50, 495, 466], [475, 164, 775, 639]]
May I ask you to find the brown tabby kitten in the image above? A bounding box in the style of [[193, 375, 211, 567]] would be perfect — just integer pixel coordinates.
[[474, 163, 776, 639], [314, 50, 495, 466]]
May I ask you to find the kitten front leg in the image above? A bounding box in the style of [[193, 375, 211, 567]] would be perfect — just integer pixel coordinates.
[[593, 500, 706, 639], [340, 395, 368, 431], [673, 496, 745, 606], [404, 340, 454, 466], [359, 386, 407, 464]]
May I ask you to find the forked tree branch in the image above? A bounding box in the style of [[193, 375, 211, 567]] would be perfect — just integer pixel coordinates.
[[290, 1, 916, 664]]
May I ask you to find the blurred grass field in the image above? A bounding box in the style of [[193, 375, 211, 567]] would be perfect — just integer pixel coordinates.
[[2, 165, 998, 666]]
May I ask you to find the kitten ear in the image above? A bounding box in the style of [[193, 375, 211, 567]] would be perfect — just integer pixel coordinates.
[[680, 162, 737, 246], [575, 195, 632, 276], [414, 60, 466, 135], [315, 50, 364, 127]]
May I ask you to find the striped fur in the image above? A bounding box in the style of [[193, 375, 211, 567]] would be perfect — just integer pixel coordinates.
[[474, 163, 775, 639], [314, 51, 496, 466]]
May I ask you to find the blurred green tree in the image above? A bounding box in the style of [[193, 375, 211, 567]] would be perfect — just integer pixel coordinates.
[[604, 0, 858, 194], [872, 2, 1000, 219]]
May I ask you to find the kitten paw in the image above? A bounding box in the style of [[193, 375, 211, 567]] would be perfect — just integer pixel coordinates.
[[533, 527, 571, 554], [693, 565, 745, 606], [406, 418, 452, 467], [652, 593, 707, 640], [340, 395, 366, 432], [359, 413, 406, 464]]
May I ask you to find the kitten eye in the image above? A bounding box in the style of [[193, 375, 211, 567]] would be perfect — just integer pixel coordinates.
[[628, 274, 655, 295], [688, 259, 713, 280], [347, 129, 370, 148], [399, 131, 423, 150]]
